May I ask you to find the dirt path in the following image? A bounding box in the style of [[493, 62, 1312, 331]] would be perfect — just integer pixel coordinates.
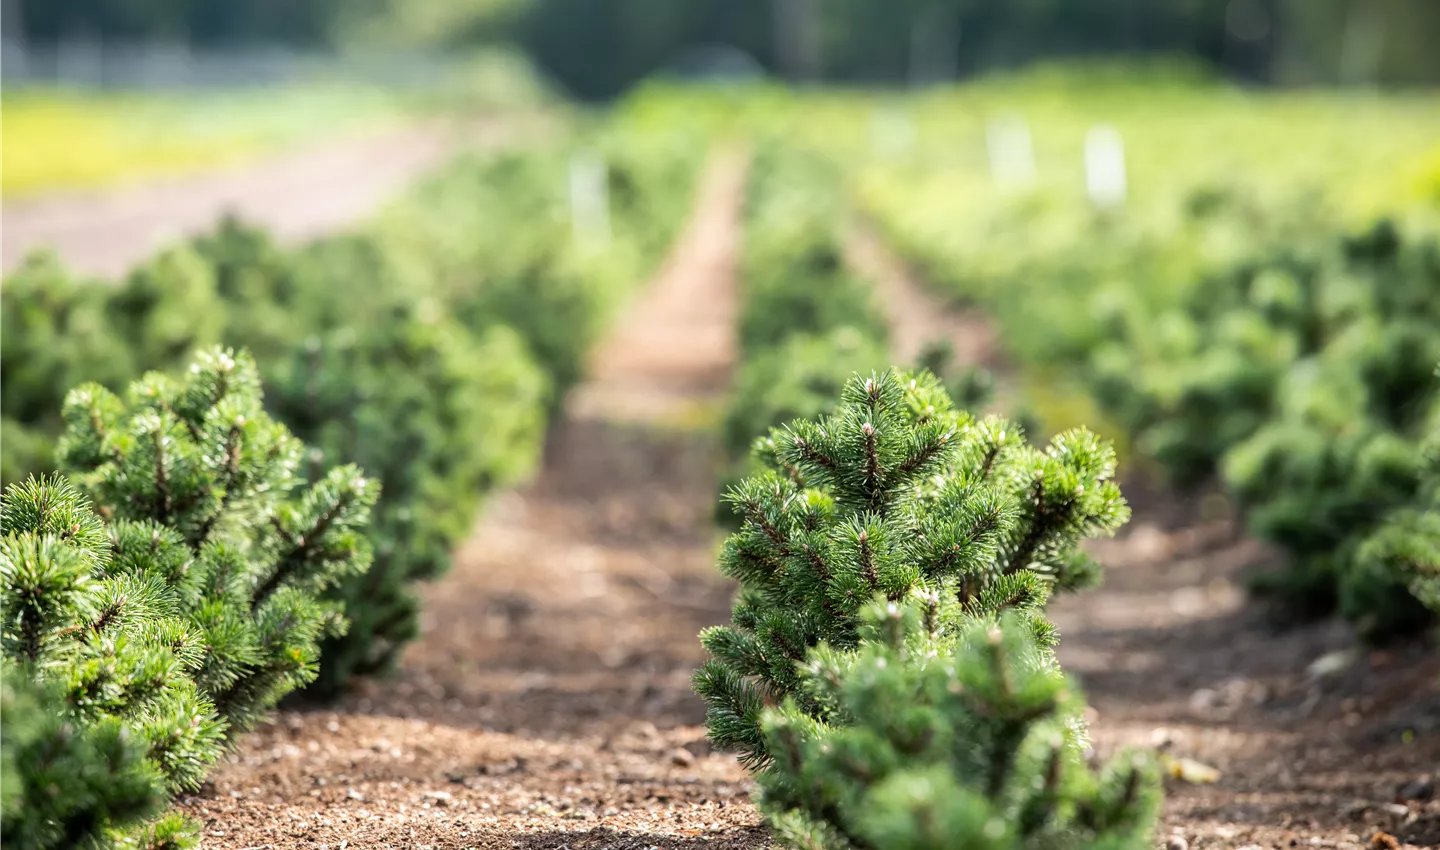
[[2, 116, 542, 278], [178, 147, 763, 850], [844, 217, 1001, 371], [847, 218, 1440, 850]]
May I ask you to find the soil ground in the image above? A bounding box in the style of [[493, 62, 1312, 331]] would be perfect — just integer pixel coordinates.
[[177, 153, 1438, 849]]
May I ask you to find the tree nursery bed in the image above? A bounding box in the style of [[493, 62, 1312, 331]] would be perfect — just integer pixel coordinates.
[[174, 151, 1439, 850]]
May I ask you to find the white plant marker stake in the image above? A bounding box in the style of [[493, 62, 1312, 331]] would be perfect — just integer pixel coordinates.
[[569, 150, 610, 251], [1084, 124, 1127, 209], [870, 105, 916, 160], [985, 115, 1036, 190]]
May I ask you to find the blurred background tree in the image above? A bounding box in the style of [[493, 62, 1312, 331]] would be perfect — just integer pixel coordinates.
[[4, 0, 1439, 97]]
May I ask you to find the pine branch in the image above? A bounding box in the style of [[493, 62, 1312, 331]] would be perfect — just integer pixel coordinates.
[[979, 444, 1002, 480], [192, 425, 244, 547], [768, 625, 808, 664], [857, 530, 879, 593], [1005, 476, 1048, 575], [255, 487, 354, 606], [792, 434, 839, 474], [161, 397, 203, 444], [895, 430, 952, 479], [801, 543, 832, 583]]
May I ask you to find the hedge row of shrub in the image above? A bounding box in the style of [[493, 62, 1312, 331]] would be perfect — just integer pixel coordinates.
[[718, 142, 891, 517], [1095, 217, 1440, 635], [863, 170, 1440, 636], [721, 140, 1005, 513], [2, 127, 702, 698], [698, 140, 1160, 848]]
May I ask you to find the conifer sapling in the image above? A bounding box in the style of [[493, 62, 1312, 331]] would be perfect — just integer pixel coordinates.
[[55, 347, 378, 735], [696, 371, 1129, 766]]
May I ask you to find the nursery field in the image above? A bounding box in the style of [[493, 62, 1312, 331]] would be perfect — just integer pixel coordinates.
[[2, 67, 1439, 850]]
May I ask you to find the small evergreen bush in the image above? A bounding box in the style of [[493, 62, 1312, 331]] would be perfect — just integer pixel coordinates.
[[189, 216, 315, 364], [0, 669, 187, 850], [1, 254, 129, 485], [1093, 217, 1440, 488], [1080, 213, 1440, 632], [1356, 366, 1440, 618], [697, 371, 1128, 766], [57, 347, 378, 731], [718, 142, 894, 526], [384, 140, 697, 398], [738, 232, 889, 358], [1, 347, 381, 847], [1, 244, 232, 488], [107, 247, 227, 374], [1358, 422, 1440, 616], [737, 144, 888, 358]]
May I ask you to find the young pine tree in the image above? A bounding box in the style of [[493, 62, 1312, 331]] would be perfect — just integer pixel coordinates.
[[55, 347, 378, 735], [758, 600, 1160, 850], [696, 370, 1129, 766], [1, 475, 224, 850]]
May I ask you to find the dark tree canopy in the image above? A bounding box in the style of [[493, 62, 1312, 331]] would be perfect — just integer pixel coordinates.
[[10, 0, 1440, 98]]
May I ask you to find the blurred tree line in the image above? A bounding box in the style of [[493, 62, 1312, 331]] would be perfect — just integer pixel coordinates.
[[6, 0, 1439, 97], [7, 0, 345, 46]]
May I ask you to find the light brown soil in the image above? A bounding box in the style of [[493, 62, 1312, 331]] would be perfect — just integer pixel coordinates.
[[850, 217, 1440, 850], [1, 115, 546, 277], [178, 147, 764, 849]]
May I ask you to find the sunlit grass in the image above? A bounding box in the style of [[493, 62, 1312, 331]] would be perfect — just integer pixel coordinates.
[[1, 85, 405, 198]]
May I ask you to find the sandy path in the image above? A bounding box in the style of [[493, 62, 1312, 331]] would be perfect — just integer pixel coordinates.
[[178, 147, 763, 849], [844, 216, 1001, 370], [846, 218, 1440, 850], [2, 117, 537, 278]]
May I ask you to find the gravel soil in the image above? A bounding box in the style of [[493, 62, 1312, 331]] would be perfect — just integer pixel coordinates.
[[178, 156, 1437, 850]]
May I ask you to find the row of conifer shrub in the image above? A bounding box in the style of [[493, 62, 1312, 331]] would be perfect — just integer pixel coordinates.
[[1, 127, 700, 846], [723, 141, 1002, 484], [718, 141, 891, 521], [1095, 217, 1440, 636], [1, 128, 701, 710], [864, 177, 1440, 638]]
